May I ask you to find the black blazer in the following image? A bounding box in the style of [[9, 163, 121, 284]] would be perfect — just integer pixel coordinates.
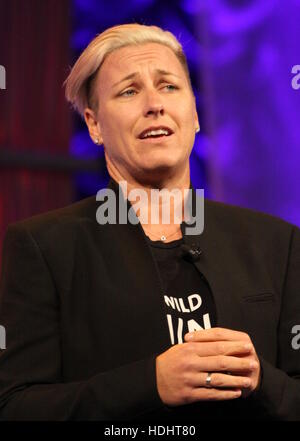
[[0, 178, 299, 420]]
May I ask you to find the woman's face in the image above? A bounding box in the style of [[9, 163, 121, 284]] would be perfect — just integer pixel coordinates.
[[85, 42, 199, 184]]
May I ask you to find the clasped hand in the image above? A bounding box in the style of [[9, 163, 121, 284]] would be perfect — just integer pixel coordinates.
[[156, 327, 261, 406]]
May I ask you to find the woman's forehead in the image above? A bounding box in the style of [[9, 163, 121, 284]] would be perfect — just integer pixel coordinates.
[[100, 43, 184, 82]]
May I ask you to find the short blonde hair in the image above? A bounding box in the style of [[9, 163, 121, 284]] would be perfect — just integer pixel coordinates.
[[64, 23, 192, 116]]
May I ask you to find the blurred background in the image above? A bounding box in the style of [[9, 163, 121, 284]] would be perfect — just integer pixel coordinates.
[[0, 0, 300, 268]]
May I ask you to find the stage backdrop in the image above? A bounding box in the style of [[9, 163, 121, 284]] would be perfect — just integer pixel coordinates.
[[0, 0, 72, 269], [193, 0, 300, 226]]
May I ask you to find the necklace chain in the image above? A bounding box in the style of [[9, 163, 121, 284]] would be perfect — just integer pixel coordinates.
[[142, 226, 181, 242]]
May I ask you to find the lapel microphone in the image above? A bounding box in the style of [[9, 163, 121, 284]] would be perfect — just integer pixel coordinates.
[[180, 243, 202, 262]]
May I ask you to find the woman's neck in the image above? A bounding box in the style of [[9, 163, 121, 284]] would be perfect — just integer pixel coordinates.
[[106, 162, 191, 241]]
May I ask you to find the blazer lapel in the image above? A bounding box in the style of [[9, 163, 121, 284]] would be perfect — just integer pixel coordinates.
[[104, 179, 171, 355]]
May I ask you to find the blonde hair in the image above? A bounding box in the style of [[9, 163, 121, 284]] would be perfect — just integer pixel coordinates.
[[64, 23, 192, 116]]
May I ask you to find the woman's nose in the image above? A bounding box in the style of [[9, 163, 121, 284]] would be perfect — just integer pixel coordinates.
[[143, 90, 164, 117]]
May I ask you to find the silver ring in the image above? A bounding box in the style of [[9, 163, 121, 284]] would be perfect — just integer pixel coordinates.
[[205, 372, 213, 388]]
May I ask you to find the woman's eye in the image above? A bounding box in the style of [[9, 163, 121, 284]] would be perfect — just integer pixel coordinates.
[[120, 89, 136, 97], [119, 84, 177, 97], [164, 84, 178, 91]]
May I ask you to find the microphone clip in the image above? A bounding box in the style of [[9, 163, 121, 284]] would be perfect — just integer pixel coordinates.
[[181, 243, 202, 262]]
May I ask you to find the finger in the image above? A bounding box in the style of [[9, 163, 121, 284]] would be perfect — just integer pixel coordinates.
[[196, 355, 258, 373], [185, 327, 250, 343], [192, 341, 252, 357], [188, 372, 251, 389], [191, 387, 242, 402]]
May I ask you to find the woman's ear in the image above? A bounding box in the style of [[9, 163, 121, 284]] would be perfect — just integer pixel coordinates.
[[84, 107, 103, 145]]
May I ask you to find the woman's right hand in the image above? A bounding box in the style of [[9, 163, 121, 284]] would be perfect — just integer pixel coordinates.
[[155, 328, 258, 406]]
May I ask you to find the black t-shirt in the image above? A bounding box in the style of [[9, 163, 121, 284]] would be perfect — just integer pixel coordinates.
[[146, 236, 217, 345]]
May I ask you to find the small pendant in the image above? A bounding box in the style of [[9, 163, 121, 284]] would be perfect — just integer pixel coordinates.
[[161, 235, 166, 241]]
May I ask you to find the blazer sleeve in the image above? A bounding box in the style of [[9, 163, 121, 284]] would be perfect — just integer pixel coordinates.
[[248, 225, 300, 420], [0, 224, 164, 420]]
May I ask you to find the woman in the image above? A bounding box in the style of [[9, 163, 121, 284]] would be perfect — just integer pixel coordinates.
[[0, 23, 299, 421]]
